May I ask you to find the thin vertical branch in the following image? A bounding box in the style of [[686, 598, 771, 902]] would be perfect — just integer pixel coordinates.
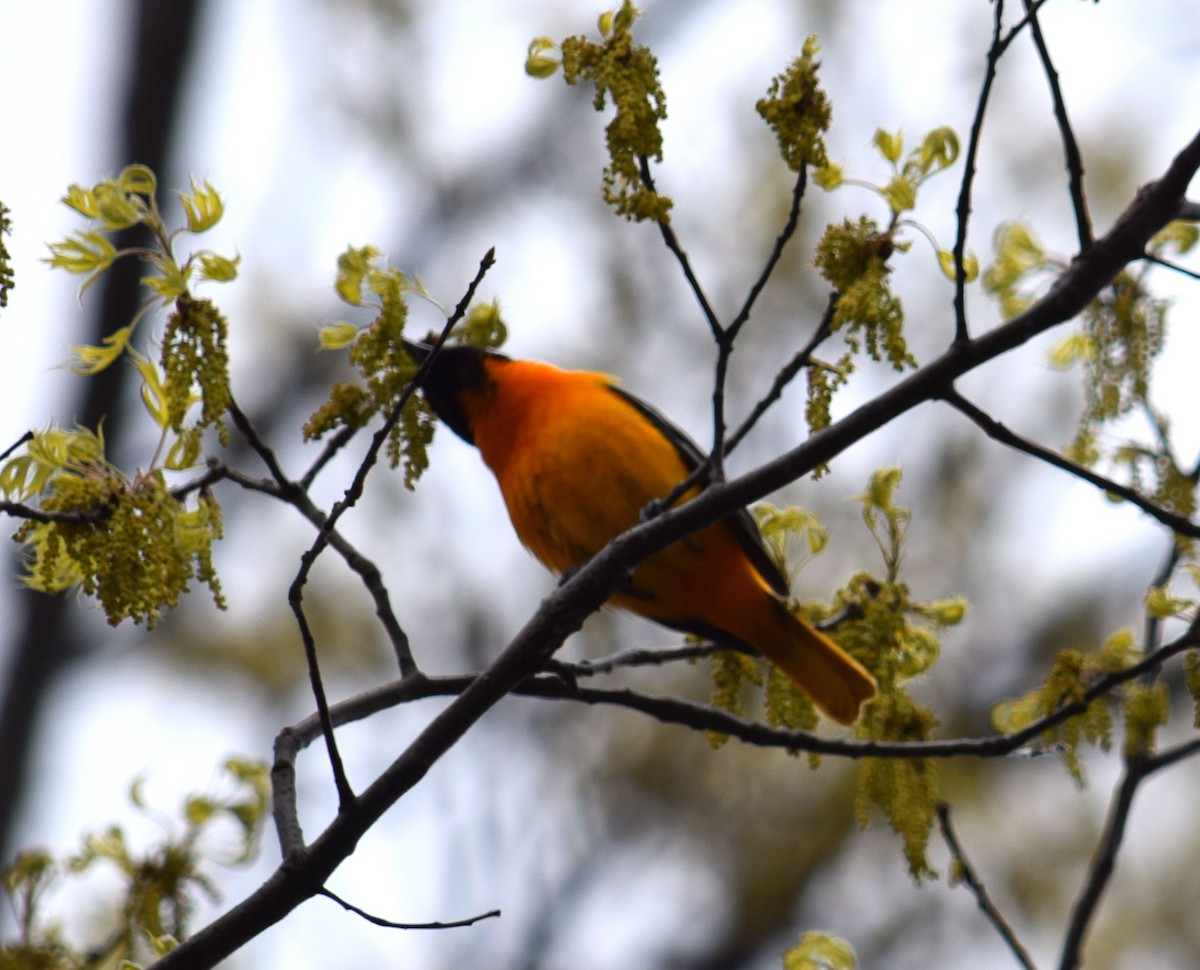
[[1023, 0, 1094, 250], [638, 155, 724, 340], [1057, 757, 1146, 970], [725, 292, 837, 453], [727, 166, 809, 342], [938, 804, 1039, 970], [283, 248, 497, 812], [952, 0, 1006, 344]]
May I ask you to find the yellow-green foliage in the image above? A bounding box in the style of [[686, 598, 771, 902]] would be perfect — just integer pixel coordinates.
[[162, 297, 232, 446], [983, 221, 1055, 320], [307, 245, 435, 488], [836, 470, 962, 877], [529, 2, 671, 222], [455, 298, 508, 349], [1123, 682, 1168, 759], [855, 690, 940, 880], [992, 631, 1145, 784], [46, 167, 236, 448], [13, 463, 225, 630], [1, 760, 267, 970], [814, 217, 914, 374], [989, 221, 1198, 536], [709, 470, 963, 877], [0, 200, 14, 309], [1185, 650, 1200, 729], [782, 930, 857, 970], [707, 648, 763, 749], [756, 36, 832, 174]]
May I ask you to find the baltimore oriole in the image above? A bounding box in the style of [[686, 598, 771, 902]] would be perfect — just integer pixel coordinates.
[[411, 343, 876, 724]]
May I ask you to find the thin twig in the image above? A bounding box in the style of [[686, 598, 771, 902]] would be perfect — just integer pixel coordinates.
[[1057, 756, 1145, 970], [725, 292, 838, 453], [273, 619, 1199, 764], [938, 804, 1039, 970], [254, 249, 496, 811], [0, 430, 33, 463], [552, 641, 727, 677], [1023, 0, 1093, 251], [0, 501, 108, 526], [318, 887, 500, 930], [727, 166, 808, 343], [638, 155, 723, 340], [300, 425, 358, 492], [1142, 252, 1200, 281], [951, 0, 1006, 344], [943, 388, 1200, 538]]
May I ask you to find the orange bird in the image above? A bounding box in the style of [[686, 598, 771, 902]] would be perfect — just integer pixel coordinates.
[[412, 344, 876, 724]]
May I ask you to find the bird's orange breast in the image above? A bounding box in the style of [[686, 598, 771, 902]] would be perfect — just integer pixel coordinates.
[[459, 358, 779, 643]]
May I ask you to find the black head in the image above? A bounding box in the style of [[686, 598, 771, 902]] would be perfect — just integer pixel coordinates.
[[414, 344, 507, 446]]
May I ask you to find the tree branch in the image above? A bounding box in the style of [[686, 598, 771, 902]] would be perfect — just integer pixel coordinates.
[[1023, 0, 1093, 250], [938, 803, 1039, 970], [317, 888, 499, 931], [151, 131, 1200, 970], [942, 388, 1200, 538]]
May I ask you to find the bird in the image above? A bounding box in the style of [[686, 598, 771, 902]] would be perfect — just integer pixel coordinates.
[[408, 341, 876, 724]]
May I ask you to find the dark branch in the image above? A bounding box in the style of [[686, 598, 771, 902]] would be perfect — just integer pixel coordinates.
[[1057, 756, 1145, 970], [1023, 0, 1093, 250], [938, 804, 1039, 970], [638, 155, 723, 340], [318, 888, 500, 931], [942, 388, 1200, 538]]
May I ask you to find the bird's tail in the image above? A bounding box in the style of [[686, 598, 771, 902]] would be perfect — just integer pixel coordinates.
[[755, 601, 877, 725]]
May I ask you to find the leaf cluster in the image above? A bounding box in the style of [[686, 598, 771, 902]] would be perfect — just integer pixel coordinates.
[[756, 36, 832, 175], [782, 930, 857, 970], [306, 245, 437, 488], [528, 2, 671, 222], [1, 759, 267, 970], [991, 630, 1172, 783], [12, 461, 225, 629], [996, 222, 1200, 542], [709, 470, 963, 875], [47, 166, 236, 449]]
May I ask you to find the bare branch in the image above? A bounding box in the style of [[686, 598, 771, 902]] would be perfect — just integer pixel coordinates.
[[725, 291, 838, 453], [952, 0, 1007, 343], [0, 430, 33, 463], [1023, 0, 1093, 250], [1058, 756, 1146, 970], [942, 388, 1200, 538], [638, 155, 723, 340], [317, 887, 500, 931], [938, 804, 1039, 970]]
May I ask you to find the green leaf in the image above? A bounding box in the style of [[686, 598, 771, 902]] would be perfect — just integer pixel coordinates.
[[45, 231, 118, 276], [335, 245, 381, 305], [525, 37, 560, 78], [178, 178, 225, 233], [62, 183, 99, 217], [784, 930, 857, 970], [318, 321, 361, 350], [916, 126, 959, 174], [70, 325, 132, 375], [143, 257, 192, 301], [812, 162, 843, 190], [196, 250, 240, 283], [873, 128, 903, 164], [881, 175, 917, 215]]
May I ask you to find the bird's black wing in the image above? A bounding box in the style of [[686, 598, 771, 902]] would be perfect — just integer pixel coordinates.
[[606, 384, 791, 598]]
